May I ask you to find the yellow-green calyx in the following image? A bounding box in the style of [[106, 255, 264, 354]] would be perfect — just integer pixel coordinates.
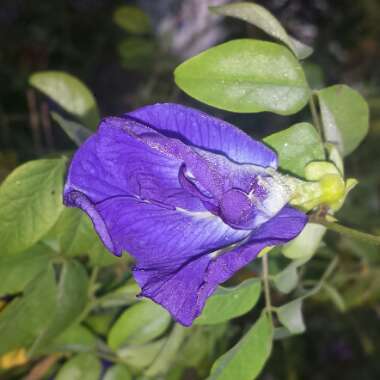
[[286, 161, 357, 212]]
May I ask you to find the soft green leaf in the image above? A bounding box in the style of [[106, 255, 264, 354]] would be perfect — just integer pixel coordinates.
[[273, 257, 311, 294], [175, 39, 310, 115], [276, 299, 305, 334], [49, 207, 96, 257], [85, 312, 116, 336], [42, 324, 97, 354], [144, 324, 188, 378], [55, 353, 101, 380], [195, 279, 261, 325], [97, 280, 140, 308], [208, 313, 273, 380], [318, 85, 369, 156], [282, 223, 326, 259], [87, 238, 124, 267], [264, 123, 325, 177], [0, 244, 53, 296], [29, 71, 99, 129], [108, 300, 171, 350], [30, 261, 89, 354], [273, 262, 299, 294], [211, 2, 312, 59], [118, 339, 167, 370], [51, 112, 92, 146], [0, 159, 66, 256], [179, 324, 228, 368], [104, 364, 132, 380], [113, 5, 151, 35], [0, 265, 57, 356]]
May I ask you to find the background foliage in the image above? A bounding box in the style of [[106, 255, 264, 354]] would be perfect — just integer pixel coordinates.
[[1, 1, 380, 379]]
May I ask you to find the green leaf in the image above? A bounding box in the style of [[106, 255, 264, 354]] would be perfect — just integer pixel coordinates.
[[144, 324, 188, 378], [104, 364, 132, 380], [97, 280, 140, 308], [51, 112, 92, 146], [30, 261, 89, 355], [108, 300, 171, 350], [264, 123, 325, 177], [175, 39, 310, 115], [55, 353, 101, 380], [87, 238, 124, 267], [49, 207, 96, 257], [118, 339, 167, 370], [282, 223, 326, 259], [276, 299, 305, 334], [0, 265, 57, 356], [0, 158, 66, 256], [195, 279, 261, 325], [318, 85, 369, 156], [179, 324, 228, 368], [208, 313, 273, 380], [42, 324, 97, 354], [113, 5, 151, 35], [0, 244, 53, 296], [273, 262, 299, 294], [29, 71, 99, 129], [85, 312, 117, 336], [211, 2, 312, 59]]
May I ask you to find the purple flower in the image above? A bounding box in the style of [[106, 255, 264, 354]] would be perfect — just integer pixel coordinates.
[[64, 103, 307, 326]]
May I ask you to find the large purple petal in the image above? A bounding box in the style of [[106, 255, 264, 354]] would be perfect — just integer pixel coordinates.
[[65, 115, 287, 232], [64, 116, 206, 212], [136, 206, 306, 325], [128, 103, 277, 168]]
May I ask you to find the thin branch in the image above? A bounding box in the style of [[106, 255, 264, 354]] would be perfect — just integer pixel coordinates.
[[24, 354, 61, 380], [262, 254, 273, 321]]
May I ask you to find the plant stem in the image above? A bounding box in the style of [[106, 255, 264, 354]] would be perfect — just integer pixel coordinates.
[[262, 254, 272, 320], [317, 220, 380, 246], [309, 92, 324, 139]]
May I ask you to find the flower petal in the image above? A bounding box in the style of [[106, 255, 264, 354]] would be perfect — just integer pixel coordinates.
[[64, 116, 205, 212], [137, 205, 306, 325], [128, 103, 277, 168]]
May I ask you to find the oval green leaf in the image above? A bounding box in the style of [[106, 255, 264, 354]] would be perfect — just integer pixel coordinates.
[[195, 279, 261, 325], [208, 312, 273, 380], [175, 39, 310, 115], [108, 300, 171, 350], [104, 364, 132, 380], [30, 260, 89, 354], [0, 158, 66, 256], [0, 265, 57, 356], [211, 2, 313, 59], [56, 353, 101, 380], [51, 112, 92, 146], [117, 339, 167, 370], [264, 122, 325, 177], [276, 298, 305, 334], [49, 207, 96, 257], [113, 5, 151, 35], [29, 71, 99, 129], [318, 85, 369, 156], [0, 244, 52, 296]]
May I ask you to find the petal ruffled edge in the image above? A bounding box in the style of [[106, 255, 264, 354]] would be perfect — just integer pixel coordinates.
[[63, 190, 120, 256]]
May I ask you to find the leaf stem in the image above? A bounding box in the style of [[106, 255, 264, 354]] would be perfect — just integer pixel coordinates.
[[262, 254, 273, 321], [316, 220, 380, 246], [309, 92, 324, 139]]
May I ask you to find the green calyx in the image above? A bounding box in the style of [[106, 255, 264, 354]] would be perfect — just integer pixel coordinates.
[[285, 161, 357, 212]]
